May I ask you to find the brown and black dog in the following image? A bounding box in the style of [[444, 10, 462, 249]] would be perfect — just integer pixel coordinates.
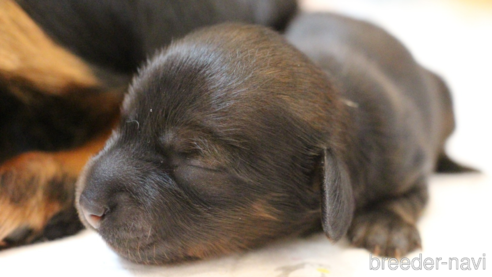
[[0, 0, 298, 248], [75, 13, 471, 264]]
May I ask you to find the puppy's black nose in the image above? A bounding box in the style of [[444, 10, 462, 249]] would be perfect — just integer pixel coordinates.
[[78, 193, 108, 230]]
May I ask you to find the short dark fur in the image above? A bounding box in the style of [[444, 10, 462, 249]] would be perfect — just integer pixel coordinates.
[[76, 14, 468, 264], [0, 0, 298, 248], [18, 0, 297, 74]]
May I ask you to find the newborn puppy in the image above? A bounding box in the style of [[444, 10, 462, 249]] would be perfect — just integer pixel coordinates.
[[76, 13, 463, 264]]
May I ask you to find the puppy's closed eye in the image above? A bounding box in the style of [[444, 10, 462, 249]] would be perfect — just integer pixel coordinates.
[[173, 164, 230, 194]]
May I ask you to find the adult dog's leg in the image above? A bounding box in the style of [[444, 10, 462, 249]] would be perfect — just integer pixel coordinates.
[[0, 0, 123, 248], [0, 0, 101, 101], [347, 181, 428, 257], [0, 0, 125, 162], [0, 129, 111, 248]]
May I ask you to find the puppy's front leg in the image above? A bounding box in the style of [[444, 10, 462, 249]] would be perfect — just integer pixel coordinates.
[[348, 181, 428, 257]]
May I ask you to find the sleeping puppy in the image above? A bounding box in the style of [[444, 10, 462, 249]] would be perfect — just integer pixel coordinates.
[[76, 13, 466, 264], [0, 0, 298, 249]]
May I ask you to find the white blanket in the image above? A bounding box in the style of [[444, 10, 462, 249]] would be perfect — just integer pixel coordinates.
[[1, 0, 491, 276]]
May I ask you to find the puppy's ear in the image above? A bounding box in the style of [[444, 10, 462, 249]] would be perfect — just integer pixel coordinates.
[[320, 149, 354, 241]]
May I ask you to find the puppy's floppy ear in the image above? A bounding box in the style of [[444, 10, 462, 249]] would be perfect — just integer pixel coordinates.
[[320, 148, 354, 241]]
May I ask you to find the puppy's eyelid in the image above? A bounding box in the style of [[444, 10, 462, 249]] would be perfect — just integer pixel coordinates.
[[182, 161, 223, 172], [159, 131, 224, 169], [175, 154, 222, 171]]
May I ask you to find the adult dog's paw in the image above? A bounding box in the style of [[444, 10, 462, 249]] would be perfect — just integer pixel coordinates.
[[347, 209, 422, 258], [0, 152, 77, 247]]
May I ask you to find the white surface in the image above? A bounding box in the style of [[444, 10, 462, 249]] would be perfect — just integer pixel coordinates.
[[1, 0, 491, 276]]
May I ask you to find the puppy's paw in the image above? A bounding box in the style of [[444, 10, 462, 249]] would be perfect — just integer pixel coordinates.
[[347, 209, 422, 258], [0, 152, 77, 247]]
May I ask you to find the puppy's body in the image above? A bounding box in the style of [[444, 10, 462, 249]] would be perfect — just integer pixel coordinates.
[[77, 14, 464, 263], [285, 14, 462, 254], [286, 13, 453, 207]]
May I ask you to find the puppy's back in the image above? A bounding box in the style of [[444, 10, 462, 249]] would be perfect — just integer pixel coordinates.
[[286, 13, 453, 162], [284, 13, 462, 206]]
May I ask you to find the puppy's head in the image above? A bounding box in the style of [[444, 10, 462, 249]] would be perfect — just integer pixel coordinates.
[[76, 24, 354, 264]]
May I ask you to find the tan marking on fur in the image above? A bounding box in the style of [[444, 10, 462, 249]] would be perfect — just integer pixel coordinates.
[[0, 128, 113, 242], [0, 200, 63, 240], [55, 128, 114, 174], [185, 238, 237, 261], [0, 0, 99, 100], [251, 199, 280, 221], [386, 202, 418, 225], [182, 207, 281, 263], [0, 153, 65, 241]]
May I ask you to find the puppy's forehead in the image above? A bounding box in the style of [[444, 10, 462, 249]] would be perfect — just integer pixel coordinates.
[[121, 24, 335, 144], [124, 25, 290, 115]]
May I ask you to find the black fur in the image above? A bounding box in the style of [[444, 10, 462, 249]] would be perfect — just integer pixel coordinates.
[[18, 0, 298, 75]]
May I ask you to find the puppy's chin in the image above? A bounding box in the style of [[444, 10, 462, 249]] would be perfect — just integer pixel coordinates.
[[105, 238, 218, 265], [100, 232, 181, 265]]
